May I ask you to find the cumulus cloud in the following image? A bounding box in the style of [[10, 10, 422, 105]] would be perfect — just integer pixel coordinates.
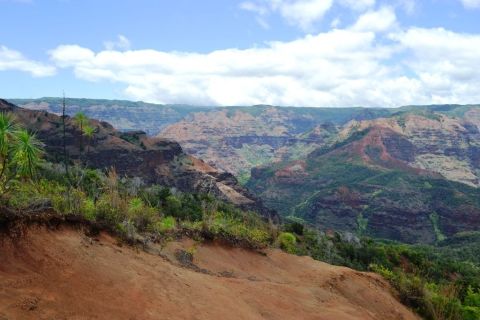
[[392, 28, 480, 103], [49, 30, 396, 106], [240, 0, 334, 31], [351, 7, 397, 33], [460, 0, 480, 9], [48, 23, 480, 107], [103, 35, 131, 51], [338, 0, 375, 11], [0, 45, 55, 77], [241, 0, 378, 30]]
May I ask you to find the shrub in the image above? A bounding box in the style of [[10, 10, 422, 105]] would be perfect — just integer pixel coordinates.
[[82, 198, 96, 221], [140, 185, 171, 208], [126, 198, 157, 231], [179, 193, 203, 221], [165, 195, 182, 217], [153, 216, 176, 233], [79, 169, 104, 199], [95, 194, 124, 225], [278, 232, 297, 254], [181, 212, 271, 248], [465, 286, 480, 307], [462, 306, 480, 320], [284, 221, 304, 236], [426, 284, 463, 320]]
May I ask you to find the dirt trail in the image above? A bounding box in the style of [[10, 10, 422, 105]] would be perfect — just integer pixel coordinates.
[[0, 225, 419, 320]]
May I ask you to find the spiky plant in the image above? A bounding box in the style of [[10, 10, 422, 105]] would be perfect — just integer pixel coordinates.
[[73, 112, 88, 152], [13, 129, 44, 179], [0, 113, 18, 180], [83, 124, 95, 158]]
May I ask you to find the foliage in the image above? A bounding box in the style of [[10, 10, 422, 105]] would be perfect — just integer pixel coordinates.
[[4, 108, 480, 319], [153, 216, 176, 233], [2, 152, 274, 249], [278, 232, 297, 254], [193, 211, 272, 248], [0, 113, 44, 193], [13, 130, 44, 178], [279, 220, 480, 320]]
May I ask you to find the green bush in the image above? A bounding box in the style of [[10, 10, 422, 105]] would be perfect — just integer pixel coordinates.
[[181, 212, 271, 248], [140, 185, 171, 208], [462, 306, 480, 320], [126, 198, 157, 231], [465, 286, 480, 307], [82, 198, 96, 221], [95, 193, 123, 225], [153, 216, 176, 233], [165, 195, 182, 217], [278, 232, 297, 254]]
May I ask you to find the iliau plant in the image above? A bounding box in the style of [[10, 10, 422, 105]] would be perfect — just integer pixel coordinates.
[[73, 112, 96, 164], [73, 112, 88, 151], [0, 112, 44, 194], [83, 124, 95, 158]]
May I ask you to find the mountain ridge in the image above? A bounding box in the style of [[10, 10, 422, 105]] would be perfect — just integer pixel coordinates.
[[0, 99, 275, 219]]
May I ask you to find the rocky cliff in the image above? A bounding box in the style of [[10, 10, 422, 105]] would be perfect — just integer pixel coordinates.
[[159, 106, 391, 182], [0, 99, 275, 219], [339, 109, 480, 187], [247, 108, 480, 243]]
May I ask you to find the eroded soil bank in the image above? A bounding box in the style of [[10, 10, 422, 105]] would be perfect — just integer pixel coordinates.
[[0, 225, 419, 320]]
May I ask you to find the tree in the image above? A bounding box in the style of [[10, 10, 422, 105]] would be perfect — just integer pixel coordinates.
[[13, 129, 44, 179], [73, 112, 88, 152], [0, 113, 18, 182], [0, 112, 44, 193], [83, 124, 95, 157], [62, 94, 70, 183]]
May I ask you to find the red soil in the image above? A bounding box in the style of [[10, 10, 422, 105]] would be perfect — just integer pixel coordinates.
[[0, 226, 419, 320]]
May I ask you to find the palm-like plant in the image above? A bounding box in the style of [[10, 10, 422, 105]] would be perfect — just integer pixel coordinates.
[[73, 112, 88, 152], [83, 125, 95, 159], [73, 112, 87, 129], [12, 129, 44, 179], [0, 113, 17, 180]]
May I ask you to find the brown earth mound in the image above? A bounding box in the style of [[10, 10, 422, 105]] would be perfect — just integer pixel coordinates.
[[0, 225, 419, 320]]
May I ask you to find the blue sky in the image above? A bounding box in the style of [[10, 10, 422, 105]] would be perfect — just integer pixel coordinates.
[[1, 0, 480, 107]]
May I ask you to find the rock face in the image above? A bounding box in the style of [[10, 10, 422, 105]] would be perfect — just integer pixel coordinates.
[[339, 111, 480, 187], [159, 106, 391, 182], [10, 97, 213, 135], [13, 99, 392, 183], [10, 98, 480, 243], [248, 107, 480, 243], [0, 99, 275, 219]]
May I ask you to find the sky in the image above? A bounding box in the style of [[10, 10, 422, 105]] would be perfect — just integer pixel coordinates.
[[0, 0, 480, 107]]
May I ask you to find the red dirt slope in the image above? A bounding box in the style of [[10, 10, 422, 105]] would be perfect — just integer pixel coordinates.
[[0, 226, 419, 320]]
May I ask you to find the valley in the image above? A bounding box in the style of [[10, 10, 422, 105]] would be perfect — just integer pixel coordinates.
[[4, 2, 480, 319], [1, 98, 480, 319], [12, 98, 480, 244]]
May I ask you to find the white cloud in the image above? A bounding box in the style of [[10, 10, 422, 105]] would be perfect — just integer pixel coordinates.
[[338, 0, 375, 11], [460, 0, 480, 9], [103, 35, 131, 51], [392, 28, 480, 103], [0, 45, 56, 77], [351, 7, 397, 33], [398, 0, 416, 14], [330, 17, 341, 28], [241, 0, 377, 30], [240, 0, 334, 31], [49, 30, 395, 106], [48, 24, 480, 107]]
